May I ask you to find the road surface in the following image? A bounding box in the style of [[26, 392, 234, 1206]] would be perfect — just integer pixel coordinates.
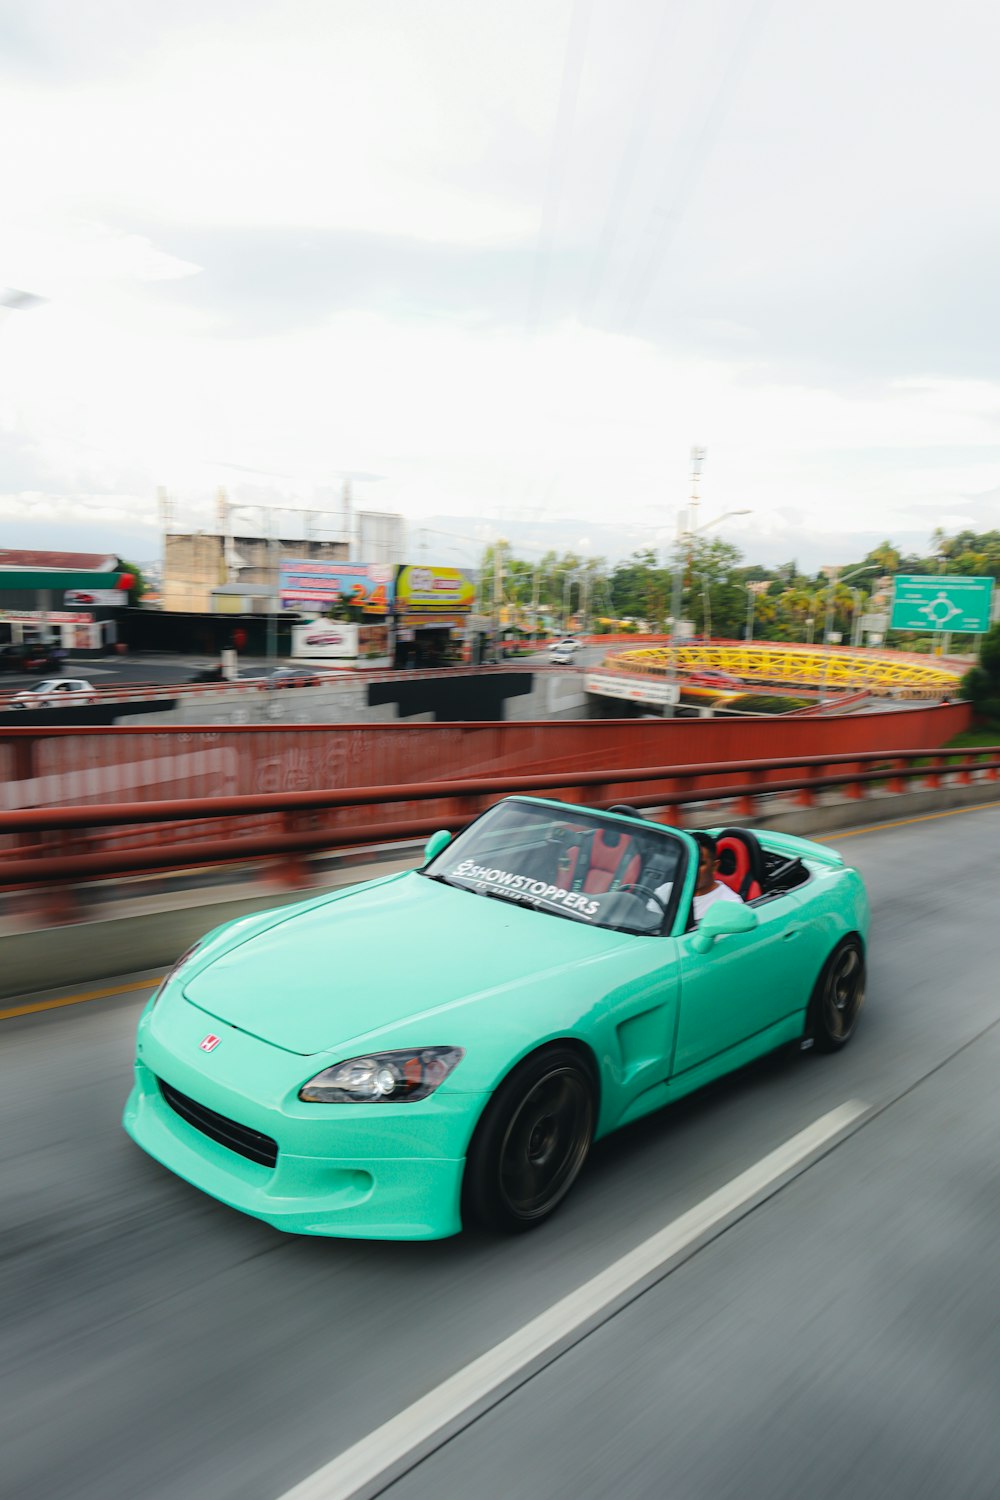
[[2, 801, 998, 1500]]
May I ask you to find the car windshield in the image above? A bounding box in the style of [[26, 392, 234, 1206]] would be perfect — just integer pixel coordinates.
[[421, 799, 686, 936]]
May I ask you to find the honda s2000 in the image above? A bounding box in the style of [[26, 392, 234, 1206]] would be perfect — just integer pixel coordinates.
[[124, 799, 869, 1239]]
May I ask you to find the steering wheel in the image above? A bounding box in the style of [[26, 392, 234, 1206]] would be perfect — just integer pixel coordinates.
[[618, 882, 667, 913]]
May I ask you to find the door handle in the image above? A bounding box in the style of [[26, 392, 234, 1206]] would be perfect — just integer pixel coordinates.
[[782, 926, 803, 940]]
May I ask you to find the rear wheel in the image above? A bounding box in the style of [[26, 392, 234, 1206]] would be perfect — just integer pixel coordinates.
[[807, 938, 865, 1052], [463, 1047, 595, 1233]]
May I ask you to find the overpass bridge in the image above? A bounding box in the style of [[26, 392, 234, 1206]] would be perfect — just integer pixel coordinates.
[[2, 690, 999, 1500], [586, 639, 966, 711], [3, 787, 1000, 1500]]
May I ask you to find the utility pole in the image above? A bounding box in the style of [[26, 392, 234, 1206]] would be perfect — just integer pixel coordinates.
[[689, 447, 706, 539], [492, 539, 504, 660], [342, 477, 353, 562], [666, 509, 686, 718], [267, 510, 278, 663], [665, 447, 703, 716]]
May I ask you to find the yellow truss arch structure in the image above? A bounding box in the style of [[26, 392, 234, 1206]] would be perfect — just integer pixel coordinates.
[[608, 643, 963, 700]]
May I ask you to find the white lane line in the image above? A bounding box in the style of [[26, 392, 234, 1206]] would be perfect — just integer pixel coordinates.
[[276, 1098, 869, 1500]]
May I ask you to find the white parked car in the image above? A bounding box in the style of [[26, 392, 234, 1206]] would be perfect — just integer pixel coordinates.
[[12, 678, 95, 706], [547, 637, 579, 654], [550, 650, 575, 665]]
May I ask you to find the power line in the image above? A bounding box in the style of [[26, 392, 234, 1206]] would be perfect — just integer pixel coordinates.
[[616, 0, 773, 335], [578, 0, 688, 324], [525, 0, 596, 337]]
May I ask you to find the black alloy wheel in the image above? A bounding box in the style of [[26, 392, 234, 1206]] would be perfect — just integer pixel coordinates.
[[809, 938, 865, 1052], [464, 1047, 596, 1233]]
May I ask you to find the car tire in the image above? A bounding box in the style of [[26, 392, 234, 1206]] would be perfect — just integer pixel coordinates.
[[463, 1047, 596, 1234], [806, 937, 865, 1053]]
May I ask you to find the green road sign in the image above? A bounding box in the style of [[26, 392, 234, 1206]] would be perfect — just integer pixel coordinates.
[[890, 575, 994, 633]]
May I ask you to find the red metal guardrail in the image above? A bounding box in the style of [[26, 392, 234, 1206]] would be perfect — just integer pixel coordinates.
[[2, 745, 997, 917], [0, 702, 973, 810]]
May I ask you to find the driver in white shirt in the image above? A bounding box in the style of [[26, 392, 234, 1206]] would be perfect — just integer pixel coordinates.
[[650, 830, 745, 922]]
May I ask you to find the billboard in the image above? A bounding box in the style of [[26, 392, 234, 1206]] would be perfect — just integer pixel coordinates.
[[291, 620, 392, 667], [64, 589, 124, 608], [395, 565, 476, 614], [279, 561, 395, 612], [890, 575, 994, 633]]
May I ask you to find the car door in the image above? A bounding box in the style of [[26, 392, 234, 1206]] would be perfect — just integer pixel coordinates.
[[671, 889, 813, 1076]]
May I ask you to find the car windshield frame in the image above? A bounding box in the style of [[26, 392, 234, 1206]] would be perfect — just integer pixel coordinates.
[[420, 797, 691, 937]]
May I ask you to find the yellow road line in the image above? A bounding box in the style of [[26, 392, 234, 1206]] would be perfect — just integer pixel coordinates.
[[0, 975, 164, 1022], [821, 799, 1000, 841]]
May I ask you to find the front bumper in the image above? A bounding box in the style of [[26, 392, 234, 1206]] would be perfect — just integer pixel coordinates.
[[123, 1003, 486, 1240]]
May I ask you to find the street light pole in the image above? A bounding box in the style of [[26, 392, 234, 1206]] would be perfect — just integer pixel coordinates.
[[666, 509, 687, 718], [820, 565, 875, 700], [746, 586, 756, 644], [492, 539, 504, 661], [851, 587, 863, 647]]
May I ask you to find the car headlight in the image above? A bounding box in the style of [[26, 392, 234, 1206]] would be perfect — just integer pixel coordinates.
[[298, 1047, 464, 1104], [149, 940, 206, 1007]]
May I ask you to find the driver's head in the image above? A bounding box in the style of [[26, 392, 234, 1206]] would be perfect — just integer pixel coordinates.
[[691, 832, 718, 894]]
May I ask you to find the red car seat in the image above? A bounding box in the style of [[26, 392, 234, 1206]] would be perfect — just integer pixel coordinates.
[[715, 828, 765, 901], [554, 845, 581, 888], [582, 829, 641, 894]]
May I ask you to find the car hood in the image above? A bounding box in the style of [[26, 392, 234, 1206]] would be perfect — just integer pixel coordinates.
[[182, 871, 626, 1055]]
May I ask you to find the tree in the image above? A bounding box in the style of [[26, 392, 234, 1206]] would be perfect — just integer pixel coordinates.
[[865, 540, 901, 574], [960, 624, 1000, 723], [610, 549, 666, 624], [680, 537, 745, 637], [116, 559, 147, 607]]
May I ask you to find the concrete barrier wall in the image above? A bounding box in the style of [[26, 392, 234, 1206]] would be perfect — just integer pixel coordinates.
[[113, 669, 590, 728]]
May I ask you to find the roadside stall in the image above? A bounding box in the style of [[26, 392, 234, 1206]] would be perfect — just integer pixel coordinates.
[[393, 565, 477, 667]]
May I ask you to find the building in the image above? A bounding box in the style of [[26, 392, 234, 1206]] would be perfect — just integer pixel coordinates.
[[163, 534, 349, 613], [0, 550, 130, 654], [356, 510, 407, 564]]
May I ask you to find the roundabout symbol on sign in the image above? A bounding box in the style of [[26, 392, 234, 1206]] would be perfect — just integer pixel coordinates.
[[917, 593, 963, 626]]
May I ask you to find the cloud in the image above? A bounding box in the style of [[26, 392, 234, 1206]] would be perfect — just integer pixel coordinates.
[[2, 0, 1000, 568], [0, 0, 557, 249]]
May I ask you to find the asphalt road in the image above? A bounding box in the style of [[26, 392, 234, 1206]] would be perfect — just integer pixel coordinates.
[[3, 802, 999, 1500], [3, 653, 326, 689]]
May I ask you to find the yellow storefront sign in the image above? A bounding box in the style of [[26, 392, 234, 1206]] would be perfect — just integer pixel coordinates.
[[396, 565, 476, 614]]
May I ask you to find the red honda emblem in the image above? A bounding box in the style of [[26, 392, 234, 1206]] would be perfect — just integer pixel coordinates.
[[199, 1034, 221, 1052]]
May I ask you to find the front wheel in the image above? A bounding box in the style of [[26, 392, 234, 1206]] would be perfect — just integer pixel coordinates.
[[807, 938, 865, 1052], [463, 1048, 596, 1233]]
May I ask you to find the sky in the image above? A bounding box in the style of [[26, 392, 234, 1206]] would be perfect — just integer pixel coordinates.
[[2, 0, 1000, 574]]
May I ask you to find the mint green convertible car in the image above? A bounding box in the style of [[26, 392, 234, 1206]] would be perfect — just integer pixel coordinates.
[[124, 798, 869, 1240]]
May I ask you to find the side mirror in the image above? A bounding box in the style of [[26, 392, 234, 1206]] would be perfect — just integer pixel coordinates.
[[423, 829, 452, 864], [691, 900, 759, 954]]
